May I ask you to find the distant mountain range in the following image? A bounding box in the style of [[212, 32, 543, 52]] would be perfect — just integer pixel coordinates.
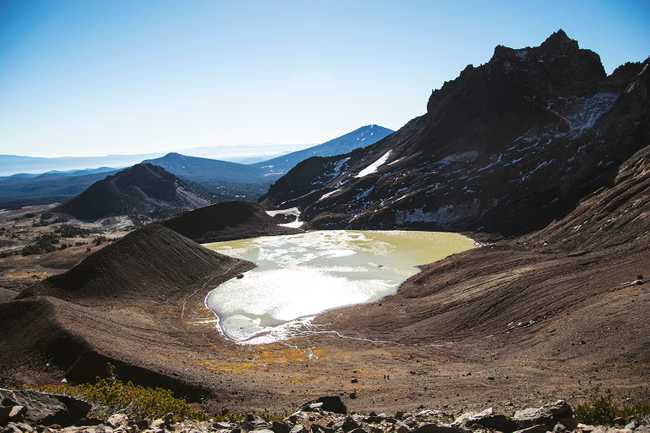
[[0, 125, 392, 209], [144, 153, 270, 185], [0, 154, 161, 177], [0, 167, 120, 209], [252, 125, 393, 175]]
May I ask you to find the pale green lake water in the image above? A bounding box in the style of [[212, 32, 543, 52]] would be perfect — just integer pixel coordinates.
[[204, 230, 475, 344]]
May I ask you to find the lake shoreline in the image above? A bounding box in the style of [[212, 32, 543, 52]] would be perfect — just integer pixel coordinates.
[[203, 229, 476, 344]]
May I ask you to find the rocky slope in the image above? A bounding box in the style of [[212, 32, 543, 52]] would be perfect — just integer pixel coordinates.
[[3, 391, 647, 433], [262, 31, 649, 236], [1, 224, 252, 395], [57, 164, 212, 221], [163, 201, 301, 243], [20, 224, 244, 300]]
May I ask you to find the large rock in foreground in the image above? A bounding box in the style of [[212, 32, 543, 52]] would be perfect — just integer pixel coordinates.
[[0, 388, 93, 427]]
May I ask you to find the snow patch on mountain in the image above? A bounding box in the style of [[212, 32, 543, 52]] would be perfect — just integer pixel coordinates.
[[355, 151, 392, 178], [318, 188, 341, 201], [266, 207, 304, 228]]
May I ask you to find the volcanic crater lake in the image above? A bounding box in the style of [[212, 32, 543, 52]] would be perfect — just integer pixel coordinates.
[[204, 230, 475, 344]]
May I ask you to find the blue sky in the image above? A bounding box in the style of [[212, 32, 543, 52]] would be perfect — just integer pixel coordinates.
[[0, 0, 648, 158]]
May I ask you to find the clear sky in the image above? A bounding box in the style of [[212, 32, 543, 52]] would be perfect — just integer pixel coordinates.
[[1, 0, 648, 158]]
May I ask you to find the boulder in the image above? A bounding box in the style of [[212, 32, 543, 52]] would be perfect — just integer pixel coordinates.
[[7, 407, 25, 422], [289, 424, 308, 433], [301, 397, 347, 415], [513, 401, 576, 430], [0, 389, 92, 427], [411, 424, 467, 433], [1, 422, 30, 433], [107, 413, 128, 428], [454, 407, 518, 432], [513, 425, 549, 433], [242, 414, 271, 431], [341, 417, 361, 432], [272, 421, 291, 433], [395, 422, 412, 433], [0, 407, 10, 426]]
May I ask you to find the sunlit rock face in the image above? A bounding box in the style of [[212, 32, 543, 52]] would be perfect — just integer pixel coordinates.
[[204, 230, 475, 344], [261, 31, 649, 237]]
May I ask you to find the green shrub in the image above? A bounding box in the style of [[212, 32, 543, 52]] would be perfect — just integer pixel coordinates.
[[21, 234, 59, 255], [30, 379, 206, 422], [575, 389, 650, 425]]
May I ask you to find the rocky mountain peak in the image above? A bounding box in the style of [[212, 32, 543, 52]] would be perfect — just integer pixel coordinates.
[[426, 31, 606, 122], [539, 29, 578, 52], [56, 163, 212, 221], [263, 31, 647, 237]]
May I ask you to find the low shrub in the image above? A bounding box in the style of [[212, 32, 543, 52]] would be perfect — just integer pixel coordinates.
[[575, 390, 650, 425], [93, 235, 108, 245], [55, 224, 93, 238], [31, 379, 206, 422], [21, 234, 59, 255]]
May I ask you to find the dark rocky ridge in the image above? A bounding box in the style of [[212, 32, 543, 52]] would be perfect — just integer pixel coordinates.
[[163, 201, 301, 243], [262, 31, 649, 236], [57, 163, 212, 221], [19, 224, 245, 300]]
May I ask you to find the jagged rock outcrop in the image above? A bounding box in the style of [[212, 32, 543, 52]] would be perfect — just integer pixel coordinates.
[[57, 163, 213, 221], [262, 31, 649, 236]]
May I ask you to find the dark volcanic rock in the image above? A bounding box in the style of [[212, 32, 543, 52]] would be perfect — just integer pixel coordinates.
[[513, 400, 576, 430], [0, 388, 92, 427], [162, 201, 301, 243], [57, 163, 212, 221], [19, 224, 246, 299], [301, 396, 347, 414], [262, 31, 649, 237]]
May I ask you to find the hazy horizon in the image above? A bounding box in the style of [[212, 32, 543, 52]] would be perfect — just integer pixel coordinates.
[[1, 0, 649, 158]]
